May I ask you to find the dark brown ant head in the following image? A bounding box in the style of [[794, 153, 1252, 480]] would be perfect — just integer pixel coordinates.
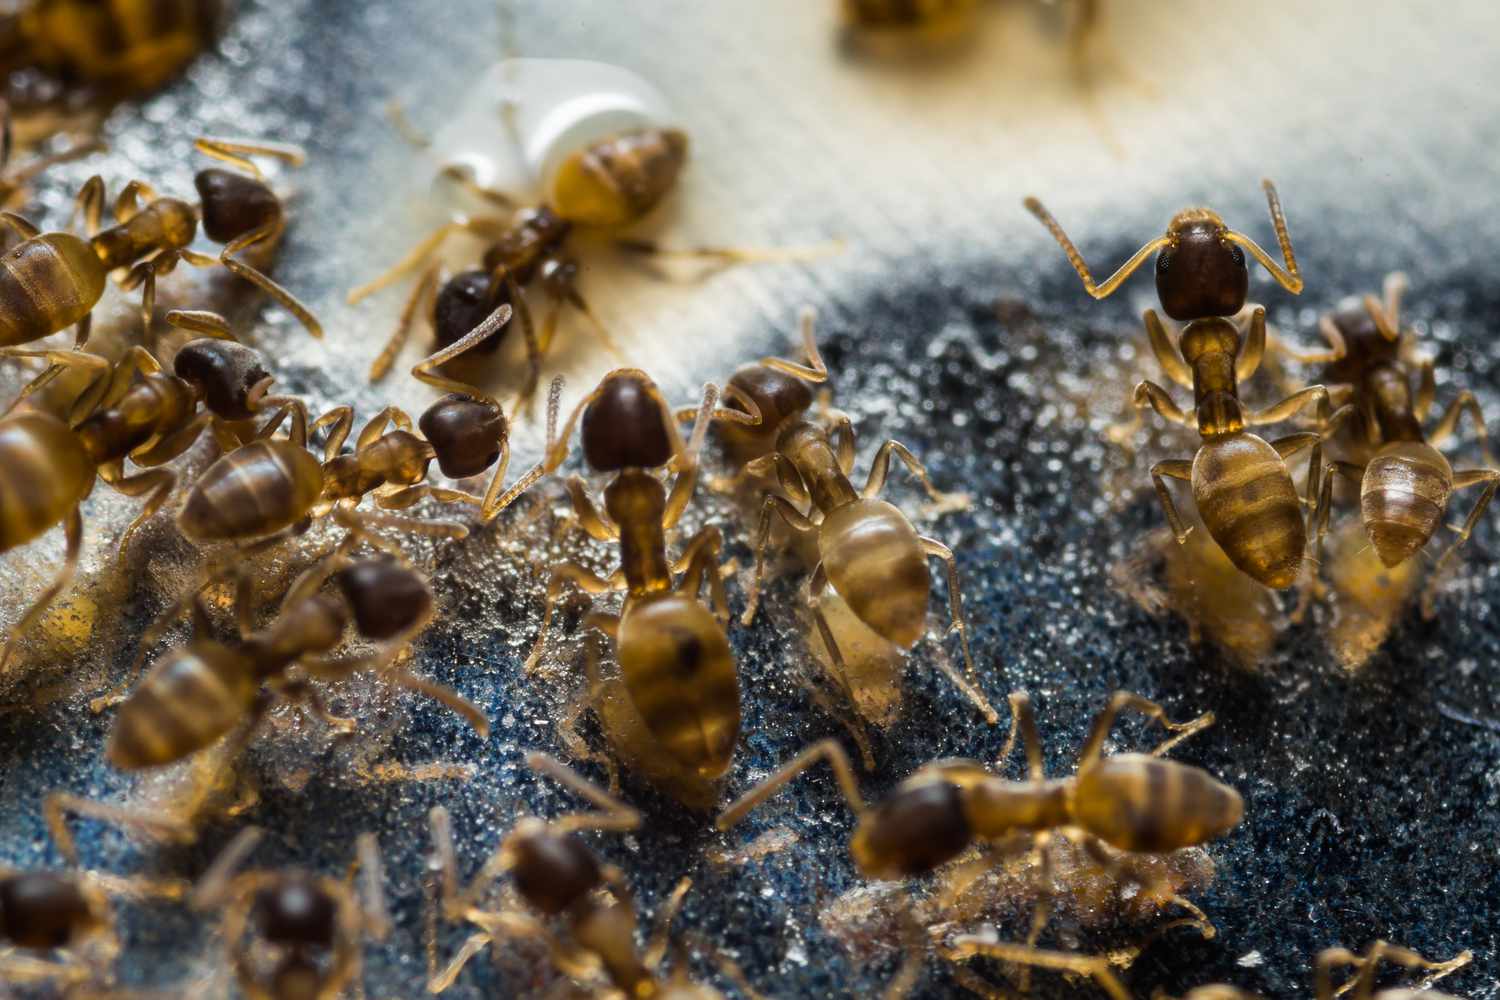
[[194, 168, 281, 244], [253, 876, 337, 949], [849, 781, 972, 879], [1324, 303, 1400, 384], [510, 823, 603, 915], [332, 559, 433, 641], [173, 338, 273, 421], [419, 393, 507, 479], [581, 369, 674, 472], [1156, 210, 1248, 322], [433, 271, 510, 357], [0, 872, 99, 950], [727, 363, 813, 433]]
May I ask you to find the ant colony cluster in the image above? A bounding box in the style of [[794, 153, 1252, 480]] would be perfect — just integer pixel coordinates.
[[0, 3, 1484, 999]]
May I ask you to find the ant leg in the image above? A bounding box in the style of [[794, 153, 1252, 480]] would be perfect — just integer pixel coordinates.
[[826, 410, 856, 475], [1291, 462, 1344, 624], [210, 223, 323, 338], [131, 412, 211, 467], [1143, 309, 1192, 387], [369, 263, 440, 382], [44, 791, 195, 865], [1270, 430, 1325, 514], [1133, 380, 1195, 427], [741, 495, 818, 626], [919, 536, 998, 724], [1148, 459, 1194, 543], [1271, 313, 1348, 365], [566, 476, 619, 541], [758, 305, 829, 383], [194, 136, 305, 177], [71, 174, 105, 235], [674, 525, 729, 622], [356, 405, 414, 447], [410, 303, 512, 405], [0, 345, 111, 408], [375, 485, 483, 512], [1023, 197, 1169, 300], [385, 671, 490, 737], [0, 506, 83, 672], [311, 405, 355, 460], [1427, 390, 1496, 465], [863, 439, 970, 512], [473, 379, 560, 523], [348, 216, 506, 304], [1315, 941, 1472, 1000], [1076, 691, 1215, 771], [639, 875, 692, 971], [717, 738, 866, 830], [1248, 384, 1331, 428], [527, 751, 641, 834], [1421, 469, 1500, 619], [104, 464, 176, 557], [994, 690, 1045, 779], [1236, 306, 1269, 381], [523, 562, 625, 673], [941, 937, 1132, 1000], [616, 236, 844, 267]]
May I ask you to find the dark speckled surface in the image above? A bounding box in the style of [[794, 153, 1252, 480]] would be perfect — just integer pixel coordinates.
[[1, 1, 1498, 998]]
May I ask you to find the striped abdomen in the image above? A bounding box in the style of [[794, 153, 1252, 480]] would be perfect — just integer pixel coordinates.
[[22, 0, 220, 93], [550, 128, 688, 228], [819, 499, 930, 648], [616, 593, 739, 780], [0, 234, 106, 346], [0, 413, 95, 551], [1361, 441, 1453, 567], [107, 643, 257, 768], [178, 439, 323, 542], [1192, 434, 1305, 589], [1070, 753, 1244, 852]]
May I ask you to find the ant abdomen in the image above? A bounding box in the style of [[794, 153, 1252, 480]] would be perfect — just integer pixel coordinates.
[[177, 440, 324, 543], [1361, 442, 1453, 567], [106, 645, 258, 769], [0, 233, 105, 345], [0, 413, 94, 550], [819, 499, 931, 649], [551, 127, 689, 228], [1193, 435, 1306, 589], [849, 781, 973, 879], [617, 592, 739, 779], [1071, 753, 1243, 852]]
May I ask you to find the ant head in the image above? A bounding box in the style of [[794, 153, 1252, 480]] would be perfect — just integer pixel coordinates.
[[433, 270, 510, 358], [510, 827, 602, 915], [1156, 210, 1248, 321], [849, 781, 972, 879], [252, 877, 337, 950], [173, 338, 273, 421], [0, 873, 99, 950], [582, 370, 675, 472], [727, 363, 813, 433], [419, 393, 507, 479], [332, 559, 433, 641], [194, 168, 281, 244]]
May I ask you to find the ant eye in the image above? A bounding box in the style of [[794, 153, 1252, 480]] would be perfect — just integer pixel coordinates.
[[1229, 245, 1245, 266]]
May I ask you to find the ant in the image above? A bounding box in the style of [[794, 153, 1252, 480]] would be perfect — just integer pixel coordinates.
[[49, 523, 488, 852], [175, 307, 545, 551], [0, 327, 296, 671], [951, 938, 1472, 1000], [350, 123, 808, 409], [0, 861, 187, 992], [0, 135, 318, 358], [523, 369, 741, 808], [426, 751, 724, 998], [0, 0, 221, 104], [189, 826, 390, 1000], [694, 307, 996, 724], [1295, 275, 1498, 612], [717, 691, 1238, 990]]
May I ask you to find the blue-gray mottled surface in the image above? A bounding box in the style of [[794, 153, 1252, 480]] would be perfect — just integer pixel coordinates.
[[1, 1, 1498, 998]]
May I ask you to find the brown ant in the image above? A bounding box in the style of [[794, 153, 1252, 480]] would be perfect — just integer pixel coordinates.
[[691, 306, 996, 723], [1296, 275, 1498, 611], [522, 369, 741, 808], [718, 691, 1237, 991], [0, 0, 222, 104], [189, 826, 391, 1000], [955, 938, 1472, 1000], [0, 135, 318, 358], [174, 306, 545, 551], [425, 751, 724, 998], [48, 525, 488, 850], [0, 861, 187, 992], [0, 327, 296, 670]]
